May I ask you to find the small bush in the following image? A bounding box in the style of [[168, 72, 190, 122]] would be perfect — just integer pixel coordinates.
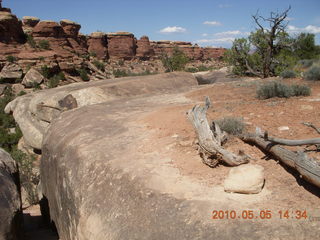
[[93, 60, 105, 72], [257, 81, 311, 99], [304, 65, 320, 81], [113, 69, 128, 78], [40, 65, 50, 78], [185, 67, 198, 73], [161, 47, 189, 72], [6, 55, 17, 63], [89, 52, 97, 57], [26, 34, 37, 48], [291, 84, 311, 96], [215, 117, 245, 135], [47, 72, 65, 88], [280, 69, 297, 78], [77, 68, 90, 81], [38, 40, 50, 50], [298, 59, 314, 68]]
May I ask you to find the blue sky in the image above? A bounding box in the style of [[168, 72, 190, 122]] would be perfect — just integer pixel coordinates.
[[6, 0, 320, 48]]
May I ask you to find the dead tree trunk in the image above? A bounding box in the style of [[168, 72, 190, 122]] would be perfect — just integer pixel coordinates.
[[187, 97, 249, 167], [240, 134, 320, 188]]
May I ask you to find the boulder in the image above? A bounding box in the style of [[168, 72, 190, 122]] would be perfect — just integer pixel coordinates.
[[22, 68, 44, 87], [0, 63, 23, 82], [0, 11, 25, 43], [60, 19, 81, 38], [0, 148, 23, 240], [87, 32, 107, 59], [224, 164, 265, 194], [11, 83, 25, 94], [5, 72, 198, 149], [136, 36, 154, 60], [22, 16, 40, 33], [107, 32, 136, 60]]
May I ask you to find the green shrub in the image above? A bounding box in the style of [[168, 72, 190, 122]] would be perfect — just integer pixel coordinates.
[[11, 148, 39, 204], [47, 72, 65, 88], [77, 68, 90, 81], [185, 67, 198, 73], [297, 59, 314, 68], [40, 65, 50, 78], [215, 117, 245, 135], [6, 55, 17, 63], [304, 65, 320, 81], [93, 60, 105, 72], [38, 40, 50, 50], [291, 84, 311, 96], [280, 69, 297, 78], [257, 81, 311, 99], [26, 34, 37, 48], [161, 47, 189, 72], [113, 69, 128, 78], [89, 52, 97, 57]]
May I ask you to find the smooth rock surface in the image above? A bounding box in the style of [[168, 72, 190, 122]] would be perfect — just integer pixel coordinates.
[[5, 72, 198, 149], [224, 164, 265, 194], [0, 148, 23, 240]]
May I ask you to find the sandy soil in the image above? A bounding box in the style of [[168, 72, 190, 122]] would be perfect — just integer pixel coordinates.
[[140, 77, 320, 213]]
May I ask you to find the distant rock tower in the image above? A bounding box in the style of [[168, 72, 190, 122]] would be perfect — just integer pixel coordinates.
[[0, 0, 2, 9]]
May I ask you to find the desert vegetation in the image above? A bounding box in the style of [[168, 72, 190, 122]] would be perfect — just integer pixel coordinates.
[[224, 7, 320, 78]]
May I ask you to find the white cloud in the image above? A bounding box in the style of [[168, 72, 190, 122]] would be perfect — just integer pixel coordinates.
[[195, 37, 235, 44], [218, 4, 232, 8], [288, 25, 320, 34], [202, 33, 208, 37], [159, 26, 187, 34], [214, 30, 249, 37], [203, 21, 222, 26]]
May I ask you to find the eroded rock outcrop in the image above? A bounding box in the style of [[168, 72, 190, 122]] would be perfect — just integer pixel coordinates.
[[136, 36, 154, 60], [0, 148, 23, 240], [22, 16, 40, 33], [0, 63, 23, 82], [0, 11, 25, 43], [5, 72, 197, 150], [87, 32, 108, 59], [107, 32, 136, 60]]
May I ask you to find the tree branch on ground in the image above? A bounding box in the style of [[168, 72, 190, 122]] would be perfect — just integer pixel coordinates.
[[187, 97, 249, 167]]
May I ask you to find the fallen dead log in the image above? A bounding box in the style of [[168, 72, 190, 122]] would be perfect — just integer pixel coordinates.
[[240, 134, 320, 188], [187, 97, 249, 167], [263, 131, 320, 146]]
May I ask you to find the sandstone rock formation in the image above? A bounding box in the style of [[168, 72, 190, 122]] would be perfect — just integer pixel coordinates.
[[0, 63, 23, 82], [36, 74, 318, 239], [60, 19, 80, 38], [224, 164, 265, 194], [0, 11, 25, 43], [87, 32, 108, 59], [136, 36, 154, 60], [107, 32, 136, 60], [0, 148, 23, 240], [5, 72, 197, 150], [22, 16, 40, 33]]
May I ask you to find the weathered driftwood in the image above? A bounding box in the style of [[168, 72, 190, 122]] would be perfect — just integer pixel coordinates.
[[263, 131, 320, 146], [240, 134, 320, 188], [187, 97, 249, 167]]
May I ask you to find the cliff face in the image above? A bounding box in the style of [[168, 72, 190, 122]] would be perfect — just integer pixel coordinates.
[[0, 7, 226, 62]]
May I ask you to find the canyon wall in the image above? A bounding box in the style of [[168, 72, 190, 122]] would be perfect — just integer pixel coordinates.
[[0, 7, 226, 62]]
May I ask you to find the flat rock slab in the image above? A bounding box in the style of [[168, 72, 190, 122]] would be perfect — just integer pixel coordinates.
[[224, 164, 265, 194]]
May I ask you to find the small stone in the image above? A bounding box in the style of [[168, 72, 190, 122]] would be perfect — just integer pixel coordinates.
[[22, 68, 44, 88], [300, 105, 313, 111], [224, 164, 265, 194], [278, 126, 289, 131]]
